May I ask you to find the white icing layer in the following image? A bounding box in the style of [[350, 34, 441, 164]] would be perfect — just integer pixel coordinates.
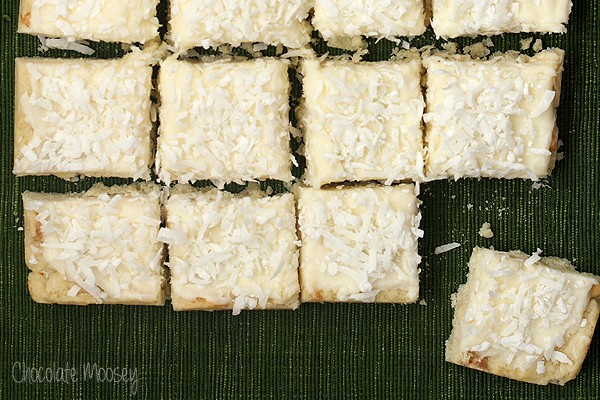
[[157, 57, 293, 185], [168, 0, 313, 51], [23, 186, 164, 303], [424, 50, 563, 181], [431, 0, 572, 38], [18, 0, 159, 43], [14, 56, 154, 180], [298, 185, 422, 303], [453, 247, 599, 374], [313, 0, 426, 40], [301, 57, 425, 188], [163, 188, 300, 314]]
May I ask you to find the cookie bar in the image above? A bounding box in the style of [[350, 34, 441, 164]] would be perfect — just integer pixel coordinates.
[[300, 56, 425, 188], [431, 0, 571, 38], [161, 186, 300, 314], [424, 49, 564, 181], [18, 0, 160, 43], [313, 0, 426, 42], [446, 247, 600, 385], [14, 55, 154, 180], [297, 184, 422, 303], [23, 184, 166, 306], [168, 0, 313, 51], [157, 57, 293, 185]]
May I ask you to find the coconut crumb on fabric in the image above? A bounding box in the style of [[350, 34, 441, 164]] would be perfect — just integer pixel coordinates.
[[479, 222, 494, 238], [463, 38, 493, 58], [351, 48, 369, 63], [442, 41, 459, 54], [533, 39, 543, 52], [419, 299, 428, 306], [520, 37, 533, 50], [434, 242, 461, 254]]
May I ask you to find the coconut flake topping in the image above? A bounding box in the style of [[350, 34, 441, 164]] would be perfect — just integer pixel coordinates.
[[14, 57, 154, 180], [163, 188, 300, 315], [456, 248, 599, 375], [169, 0, 313, 51], [157, 57, 293, 185]]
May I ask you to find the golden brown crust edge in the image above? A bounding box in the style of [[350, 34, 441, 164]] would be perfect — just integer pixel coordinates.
[[171, 296, 300, 312], [300, 288, 418, 304], [17, 0, 33, 32]]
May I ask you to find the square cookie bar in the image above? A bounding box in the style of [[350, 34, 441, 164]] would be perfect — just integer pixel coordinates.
[[23, 184, 166, 306], [424, 49, 564, 181], [446, 247, 600, 385], [18, 0, 160, 43], [157, 57, 293, 185], [14, 55, 154, 180], [297, 184, 422, 303], [431, 0, 571, 38], [313, 0, 426, 42], [161, 186, 300, 314], [168, 0, 313, 51], [300, 56, 425, 188]]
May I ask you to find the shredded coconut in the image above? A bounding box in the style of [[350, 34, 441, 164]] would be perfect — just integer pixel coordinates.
[[165, 189, 300, 314], [435, 243, 461, 255], [301, 57, 425, 187], [524, 248, 543, 267], [479, 222, 494, 238], [169, 0, 312, 51], [313, 0, 426, 41], [20, 0, 159, 43]]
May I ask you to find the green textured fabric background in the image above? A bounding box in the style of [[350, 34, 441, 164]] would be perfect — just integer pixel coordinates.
[[1, 1, 599, 399]]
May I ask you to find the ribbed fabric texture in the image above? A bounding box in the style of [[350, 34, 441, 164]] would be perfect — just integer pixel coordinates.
[[1, 0, 599, 398]]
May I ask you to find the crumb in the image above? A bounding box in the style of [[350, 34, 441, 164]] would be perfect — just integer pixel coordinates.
[[419, 299, 428, 306], [351, 48, 369, 63], [463, 41, 491, 58], [478, 222, 494, 238], [532, 39, 543, 52], [520, 37, 533, 50], [467, 203, 473, 210], [17, 227, 24, 231], [327, 36, 366, 51], [252, 43, 268, 52], [451, 195, 456, 199], [442, 42, 459, 54]]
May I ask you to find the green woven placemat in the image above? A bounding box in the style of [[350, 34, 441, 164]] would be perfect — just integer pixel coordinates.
[[1, 1, 599, 399]]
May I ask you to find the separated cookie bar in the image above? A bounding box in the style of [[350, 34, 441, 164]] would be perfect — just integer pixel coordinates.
[[18, 0, 160, 44], [446, 247, 600, 385], [300, 56, 426, 188], [161, 186, 300, 314], [14, 55, 154, 180], [313, 0, 426, 43], [168, 0, 313, 52], [431, 0, 571, 38], [297, 184, 422, 303], [424, 49, 563, 181], [23, 184, 166, 306], [157, 57, 293, 185]]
